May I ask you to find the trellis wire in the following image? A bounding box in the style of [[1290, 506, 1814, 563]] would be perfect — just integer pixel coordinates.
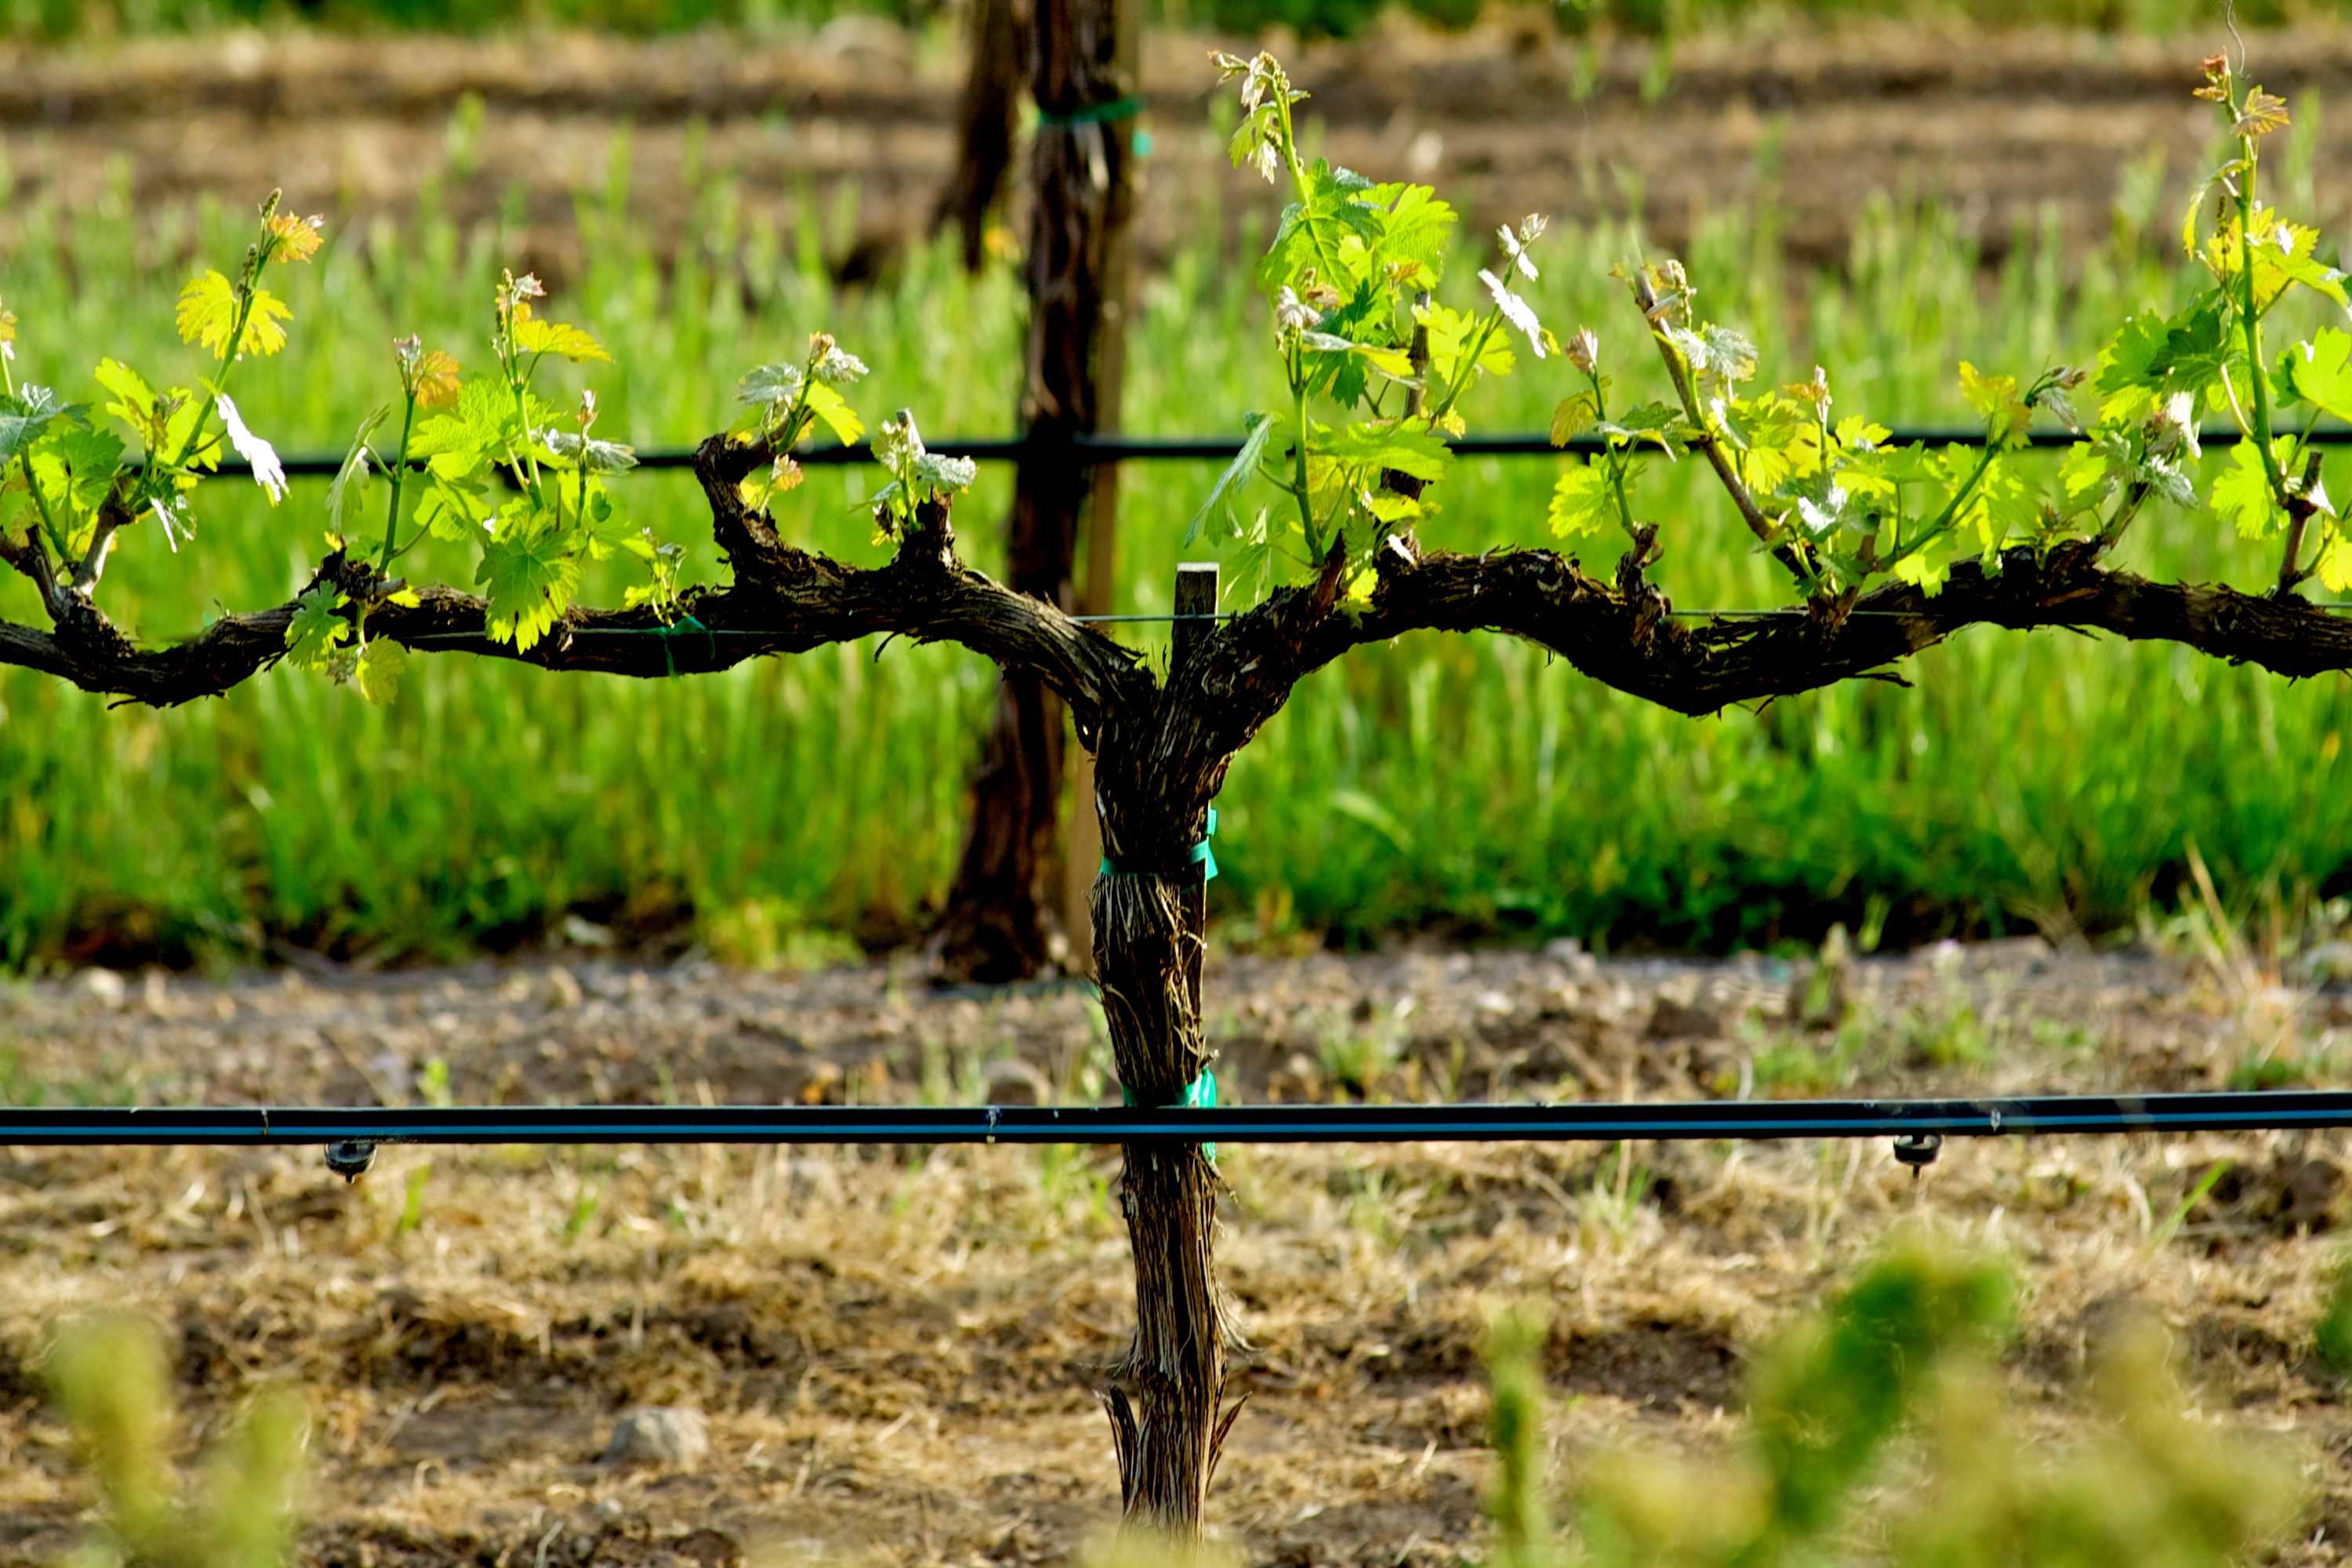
[[222, 423, 2352, 481]]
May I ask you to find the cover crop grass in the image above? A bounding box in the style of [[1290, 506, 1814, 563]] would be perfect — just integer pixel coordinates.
[[0, 127, 2347, 969]]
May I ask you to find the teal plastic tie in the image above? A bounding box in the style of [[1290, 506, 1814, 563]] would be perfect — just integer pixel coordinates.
[[1099, 806, 1216, 880], [1120, 1069, 1218, 1163], [655, 613, 713, 678], [1036, 93, 1145, 127]]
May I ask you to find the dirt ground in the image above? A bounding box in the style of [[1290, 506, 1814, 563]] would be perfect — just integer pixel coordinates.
[[5, 18, 2351, 282], [2, 937, 2351, 1564]]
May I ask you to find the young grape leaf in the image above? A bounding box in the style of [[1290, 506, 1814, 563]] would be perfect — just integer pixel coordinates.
[[1833, 416, 1892, 452], [2289, 328, 2352, 423], [1227, 103, 1282, 180], [411, 378, 523, 480], [325, 408, 390, 540], [1365, 183, 1456, 281], [1230, 506, 1276, 600], [2235, 89, 2291, 139], [736, 362, 805, 408], [1958, 361, 2031, 448], [1893, 548, 1951, 596], [1320, 423, 1452, 482], [355, 636, 408, 705], [1186, 412, 1279, 546], [20, 448, 88, 556], [1258, 159, 1382, 296], [1298, 325, 1417, 408], [477, 507, 583, 652], [1598, 400, 1697, 459], [1721, 394, 1816, 486], [412, 350, 462, 411], [176, 273, 293, 360], [1696, 324, 1759, 386], [175, 272, 238, 356], [147, 493, 193, 553], [1975, 453, 2038, 550], [801, 381, 865, 445], [1548, 461, 1615, 539], [283, 585, 350, 673], [2096, 296, 2234, 422], [412, 472, 489, 543], [1301, 287, 1409, 406], [2269, 230, 2350, 310], [1478, 270, 1548, 359], [579, 485, 639, 561], [1794, 485, 1863, 542], [44, 426, 125, 517], [2318, 528, 2352, 593], [2056, 437, 2121, 517], [265, 210, 325, 263], [215, 394, 287, 504], [2212, 441, 2281, 539], [93, 359, 159, 442], [0, 386, 85, 467], [739, 459, 794, 512], [1550, 388, 1602, 446], [511, 310, 612, 364], [2202, 209, 2347, 312], [1301, 332, 1417, 383], [1417, 302, 1515, 398], [543, 430, 638, 474]]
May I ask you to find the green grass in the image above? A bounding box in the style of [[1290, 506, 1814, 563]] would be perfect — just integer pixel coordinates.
[[2, 132, 2350, 970]]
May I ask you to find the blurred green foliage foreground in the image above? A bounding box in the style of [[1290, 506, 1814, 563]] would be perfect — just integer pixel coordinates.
[[2, 145, 2350, 971], [1483, 1240, 2300, 1568]]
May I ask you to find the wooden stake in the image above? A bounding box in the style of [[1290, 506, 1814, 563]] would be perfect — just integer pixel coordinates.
[[1173, 562, 1218, 667], [1173, 562, 1218, 1010]]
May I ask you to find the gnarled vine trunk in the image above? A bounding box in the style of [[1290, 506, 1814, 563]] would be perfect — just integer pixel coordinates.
[[1092, 799, 1232, 1533]]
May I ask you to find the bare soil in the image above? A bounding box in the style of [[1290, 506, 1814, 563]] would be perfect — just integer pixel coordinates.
[[2, 939, 2352, 1564], [6, 19, 2352, 281]]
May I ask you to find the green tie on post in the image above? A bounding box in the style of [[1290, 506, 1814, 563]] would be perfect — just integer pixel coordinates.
[[1121, 1069, 1218, 1164]]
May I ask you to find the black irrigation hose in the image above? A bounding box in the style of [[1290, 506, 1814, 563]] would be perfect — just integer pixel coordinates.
[[8, 1091, 2352, 1150], [230, 425, 2352, 481]]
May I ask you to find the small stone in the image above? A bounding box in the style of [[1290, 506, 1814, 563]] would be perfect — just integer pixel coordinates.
[[784, 1059, 846, 1105], [982, 1059, 1051, 1106], [1267, 1051, 1323, 1102], [1544, 937, 1599, 980], [2299, 941, 2352, 986], [602, 1406, 710, 1468], [561, 913, 615, 949], [543, 965, 584, 1011], [1646, 996, 1722, 1040], [73, 968, 126, 1009]]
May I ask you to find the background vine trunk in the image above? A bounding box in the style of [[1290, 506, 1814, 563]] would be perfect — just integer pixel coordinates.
[[929, 0, 1024, 274], [933, 0, 1138, 984]]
